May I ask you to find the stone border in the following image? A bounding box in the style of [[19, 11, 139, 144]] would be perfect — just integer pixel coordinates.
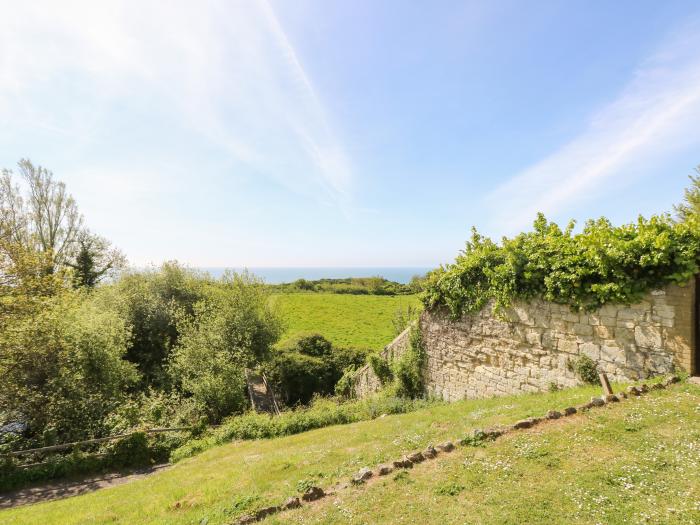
[[233, 375, 681, 524]]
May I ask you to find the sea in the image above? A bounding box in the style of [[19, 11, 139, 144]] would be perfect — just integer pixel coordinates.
[[200, 267, 432, 284]]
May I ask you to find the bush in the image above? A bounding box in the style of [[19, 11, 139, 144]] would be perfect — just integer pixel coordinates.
[[265, 334, 368, 406], [369, 354, 394, 385], [570, 356, 600, 385], [391, 325, 426, 398], [0, 290, 137, 445], [334, 365, 359, 398], [169, 272, 282, 423], [423, 214, 700, 318]]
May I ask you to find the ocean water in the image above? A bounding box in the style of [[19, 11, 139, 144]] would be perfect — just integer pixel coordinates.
[[200, 267, 432, 284]]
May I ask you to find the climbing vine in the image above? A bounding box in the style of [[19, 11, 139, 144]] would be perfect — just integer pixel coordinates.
[[422, 213, 700, 318]]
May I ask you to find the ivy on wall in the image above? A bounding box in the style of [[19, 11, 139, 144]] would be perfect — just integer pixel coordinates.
[[422, 213, 700, 318]]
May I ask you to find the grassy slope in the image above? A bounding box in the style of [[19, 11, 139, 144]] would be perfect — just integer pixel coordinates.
[[4, 381, 699, 525], [271, 293, 421, 350]]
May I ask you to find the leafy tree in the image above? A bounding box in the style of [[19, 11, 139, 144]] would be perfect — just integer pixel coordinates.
[[0, 160, 83, 272], [265, 334, 368, 406], [0, 290, 137, 443], [675, 166, 700, 227], [169, 272, 282, 422], [113, 262, 209, 389], [66, 231, 126, 288]]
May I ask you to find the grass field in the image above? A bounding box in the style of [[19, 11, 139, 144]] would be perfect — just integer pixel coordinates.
[[271, 293, 422, 350], [4, 380, 698, 525]]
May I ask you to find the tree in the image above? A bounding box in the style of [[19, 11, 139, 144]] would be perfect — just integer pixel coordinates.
[[66, 231, 126, 288], [675, 166, 700, 227], [0, 159, 83, 272], [169, 272, 282, 422]]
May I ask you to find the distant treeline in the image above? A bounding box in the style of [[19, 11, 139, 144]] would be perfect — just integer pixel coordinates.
[[269, 276, 426, 295]]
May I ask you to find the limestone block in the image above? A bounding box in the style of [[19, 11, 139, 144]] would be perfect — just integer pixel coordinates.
[[572, 323, 593, 336], [579, 342, 600, 361], [558, 338, 579, 354], [634, 325, 662, 350], [600, 344, 625, 365], [593, 325, 615, 339]]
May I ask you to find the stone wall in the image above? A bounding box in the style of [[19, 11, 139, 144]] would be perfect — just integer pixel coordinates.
[[355, 281, 695, 400], [353, 324, 413, 398]]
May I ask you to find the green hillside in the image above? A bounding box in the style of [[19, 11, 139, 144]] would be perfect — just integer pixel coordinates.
[[271, 293, 422, 350], [4, 380, 698, 525]]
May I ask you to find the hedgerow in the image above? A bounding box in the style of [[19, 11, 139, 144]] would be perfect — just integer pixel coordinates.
[[422, 213, 700, 318]]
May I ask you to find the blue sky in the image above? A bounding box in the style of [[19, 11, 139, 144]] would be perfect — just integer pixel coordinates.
[[1, 1, 699, 267]]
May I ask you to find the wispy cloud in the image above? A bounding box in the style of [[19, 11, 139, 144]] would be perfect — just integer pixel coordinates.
[[486, 19, 700, 234], [0, 0, 352, 203]]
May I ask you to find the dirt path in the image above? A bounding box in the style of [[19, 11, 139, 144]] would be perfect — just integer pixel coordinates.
[[0, 463, 170, 509]]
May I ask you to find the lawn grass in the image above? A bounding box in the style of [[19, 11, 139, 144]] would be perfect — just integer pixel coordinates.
[[271, 293, 422, 350], [4, 380, 698, 524]]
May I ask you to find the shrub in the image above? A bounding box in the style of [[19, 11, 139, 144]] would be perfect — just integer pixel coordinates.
[[0, 290, 137, 445], [571, 355, 600, 385], [391, 325, 426, 398], [169, 271, 282, 423], [369, 354, 394, 385], [265, 334, 368, 406], [423, 214, 700, 318], [334, 365, 359, 398]]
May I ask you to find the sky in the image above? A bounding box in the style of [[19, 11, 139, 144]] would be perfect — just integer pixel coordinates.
[[1, 0, 700, 268]]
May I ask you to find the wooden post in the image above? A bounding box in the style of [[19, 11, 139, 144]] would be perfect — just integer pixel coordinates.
[[599, 372, 613, 396]]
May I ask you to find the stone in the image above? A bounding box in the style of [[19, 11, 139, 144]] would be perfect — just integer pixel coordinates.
[[237, 515, 257, 525], [563, 407, 577, 416], [392, 456, 413, 469], [423, 445, 438, 459], [576, 403, 592, 411], [352, 467, 373, 484], [436, 441, 455, 452], [546, 410, 562, 420], [282, 497, 301, 510], [626, 386, 641, 396], [617, 391, 628, 399], [604, 394, 619, 403], [589, 397, 605, 407], [377, 464, 394, 476], [407, 451, 425, 464], [663, 375, 681, 386], [255, 506, 281, 520], [634, 326, 662, 349], [513, 418, 535, 430], [640, 384, 650, 393], [301, 486, 325, 502]]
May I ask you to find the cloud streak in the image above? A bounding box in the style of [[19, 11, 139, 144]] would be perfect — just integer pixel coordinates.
[[486, 19, 700, 235], [0, 0, 352, 203]]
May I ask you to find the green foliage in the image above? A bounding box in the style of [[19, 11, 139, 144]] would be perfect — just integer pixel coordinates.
[[393, 326, 426, 398], [392, 304, 420, 337], [369, 354, 394, 385], [674, 166, 700, 227], [571, 355, 601, 385], [264, 334, 368, 406], [0, 289, 137, 444], [423, 213, 700, 317], [271, 276, 416, 296], [171, 395, 434, 462], [169, 271, 282, 423], [334, 365, 359, 398], [113, 262, 210, 389], [435, 481, 465, 496]]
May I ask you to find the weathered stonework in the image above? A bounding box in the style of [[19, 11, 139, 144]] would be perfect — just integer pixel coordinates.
[[354, 281, 695, 400]]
